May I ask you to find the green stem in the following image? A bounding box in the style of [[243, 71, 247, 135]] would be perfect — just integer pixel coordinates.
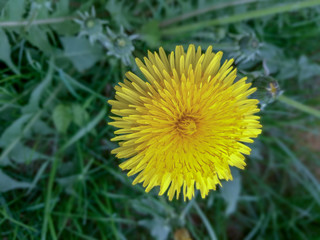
[[41, 154, 61, 240], [160, 0, 259, 27], [0, 16, 74, 28], [193, 202, 217, 240], [161, 0, 320, 36], [41, 107, 105, 239], [278, 95, 320, 119]]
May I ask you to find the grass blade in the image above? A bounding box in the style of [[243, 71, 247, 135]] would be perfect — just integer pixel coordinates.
[[161, 0, 320, 35]]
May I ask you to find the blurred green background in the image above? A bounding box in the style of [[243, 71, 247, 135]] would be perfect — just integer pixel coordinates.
[[1, 0, 320, 239]]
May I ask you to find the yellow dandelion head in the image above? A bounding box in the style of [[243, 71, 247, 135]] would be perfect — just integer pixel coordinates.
[[108, 44, 262, 201]]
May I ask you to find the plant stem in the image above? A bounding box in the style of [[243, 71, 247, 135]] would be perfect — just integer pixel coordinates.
[[160, 0, 259, 27], [0, 16, 74, 28], [193, 202, 217, 240], [278, 95, 320, 119], [161, 0, 320, 36], [41, 154, 61, 240]]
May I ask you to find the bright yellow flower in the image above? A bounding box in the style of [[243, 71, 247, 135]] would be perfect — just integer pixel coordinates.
[[108, 44, 262, 201]]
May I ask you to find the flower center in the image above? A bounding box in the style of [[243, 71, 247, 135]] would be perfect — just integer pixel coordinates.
[[177, 117, 197, 135], [85, 18, 96, 28], [117, 38, 126, 47]]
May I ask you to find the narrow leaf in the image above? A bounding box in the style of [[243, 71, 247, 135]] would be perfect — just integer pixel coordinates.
[[0, 114, 32, 147], [0, 28, 19, 74], [23, 58, 54, 113], [61, 108, 106, 151], [0, 169, 31, 192]]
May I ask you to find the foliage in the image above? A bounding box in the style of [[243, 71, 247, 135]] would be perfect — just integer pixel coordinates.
[[0, 0, 320, 239]]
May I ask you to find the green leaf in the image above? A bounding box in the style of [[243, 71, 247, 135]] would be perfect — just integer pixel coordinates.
[[106, 0, 133, 30], [52, 20, 79, 36], [57, 68, 81, 99], [23, 58, 54, 113], [0, 114, 32, 147], [52, 104, 72, 134], [51, 0, 79, 35], [56, 67, 108, 101], [139, 217, 170, 240], [220, 167, 241, 216], [2, 0, 25, 21], [54, 0, 69, 14], [140, 20, 161, 49], [60, 36, 103, 72], [72, 104, 89, 127], [26, 161, 49, 195], [0, 154, 10, 166], [0, 169, 31, 192], [61, 108, 106, 151], [0, 1, 9, 14], [31, 120, 54, 136], [9, 142, 48, 164], [27, 26, 54, 55], [298, 56, 320, 83], [131, 198, 172, 216], [0, 28, 19, 74]]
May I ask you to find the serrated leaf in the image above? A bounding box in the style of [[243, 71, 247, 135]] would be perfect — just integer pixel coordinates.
[[0, 28, 19, 74], [2, 0, 25, 20], [0, 169, 31, 192], [0, 114, 32, 147], [220, 167, 241, 216], [72, 104, 89, 127], [27, 26, 53, 55], [60, 37, 103, 72], [52, 104, 72, 134]]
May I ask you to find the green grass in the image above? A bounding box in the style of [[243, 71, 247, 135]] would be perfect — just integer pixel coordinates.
[[1, 0, 320, 239]]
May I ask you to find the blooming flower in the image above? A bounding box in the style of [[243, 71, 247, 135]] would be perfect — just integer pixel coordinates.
[[109, 44, 262, 201]]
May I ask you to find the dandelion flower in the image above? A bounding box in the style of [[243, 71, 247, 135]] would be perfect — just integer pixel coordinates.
[[108, 44, 262, 201]]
